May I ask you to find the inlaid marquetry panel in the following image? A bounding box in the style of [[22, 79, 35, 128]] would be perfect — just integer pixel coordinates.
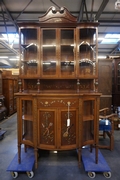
[[38, 110, 55, 146], [37, 98, 79, 108], [61, 110, 76, 146]]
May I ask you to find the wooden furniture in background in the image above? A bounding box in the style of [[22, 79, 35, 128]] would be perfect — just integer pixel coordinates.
[[2, 70, 18, 116], [15, 6, 101, 168], [113, 116, 120, 130], [112, 58, 120, 110], [0, 70, 7, 121], [98, 59, 113, 112], [99, 107, 116, 151]]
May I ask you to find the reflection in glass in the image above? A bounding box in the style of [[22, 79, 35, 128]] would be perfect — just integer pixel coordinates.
[[78, 28, 96, 76], [60, 29, 75, 76], [20, 28, 38, 75], [42, 29, 56, 75]]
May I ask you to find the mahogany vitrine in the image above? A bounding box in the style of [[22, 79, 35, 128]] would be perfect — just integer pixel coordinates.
[[15, 6, 101, 168]]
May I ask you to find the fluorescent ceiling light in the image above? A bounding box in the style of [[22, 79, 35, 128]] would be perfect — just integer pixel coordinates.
[[0, 56, 8, 58], [0, 37, 7, 40], [98, 37, 104, 41], [2, 33, 19, 44], [105, 34, 120, 38], [98, 56, 106, 59], [101, 39, 119, 44], [9, 58, 19, 61], [100, 33, 120, 44]]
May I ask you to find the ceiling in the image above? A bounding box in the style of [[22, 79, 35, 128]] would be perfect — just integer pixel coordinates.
[[0, 0, 120, 68]]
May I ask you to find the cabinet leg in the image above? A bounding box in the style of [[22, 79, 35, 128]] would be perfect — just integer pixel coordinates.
[[34, 148, 38, 169], [90, 144, 93, 152], [18, 144, 21, 164], [78, 148, 81, 168], [95, 145, 98, 164], [24, 144, 28, 152]]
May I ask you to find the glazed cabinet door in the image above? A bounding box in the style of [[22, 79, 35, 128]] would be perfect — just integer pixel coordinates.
[[79, 97, 99, 147], [19, 27, 39, 77], [41, 28, 76, 78], [60, 28, 76, 77], [76, 27, 98, 78], [41, 29, 57, 77], [18, 98, 37, 147]]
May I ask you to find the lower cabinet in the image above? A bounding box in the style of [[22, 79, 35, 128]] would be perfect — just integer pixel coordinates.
[[38, 108, 78, 150], [16, 93, 100, 168]]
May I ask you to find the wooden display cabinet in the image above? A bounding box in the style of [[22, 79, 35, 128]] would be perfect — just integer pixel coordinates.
[[98, 59, 113, 112], [0, 70, 7, 121], [112, 58, 120, 109], [0, 95, 7, 121], [2, 73, 18, 116], [15, 6, 101, 168]]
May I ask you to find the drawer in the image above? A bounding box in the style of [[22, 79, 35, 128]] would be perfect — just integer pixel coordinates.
[[37, 98, 79, 108]]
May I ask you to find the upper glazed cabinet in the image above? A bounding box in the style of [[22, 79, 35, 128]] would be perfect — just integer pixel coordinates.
[[19, 26, 98, 80], [18, 7, 99, 94]]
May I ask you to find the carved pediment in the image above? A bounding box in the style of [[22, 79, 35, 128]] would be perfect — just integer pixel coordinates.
[[39, 6, 77, 23]]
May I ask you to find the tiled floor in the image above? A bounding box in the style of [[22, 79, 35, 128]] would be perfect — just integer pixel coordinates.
[[0, 113, 120, 180]]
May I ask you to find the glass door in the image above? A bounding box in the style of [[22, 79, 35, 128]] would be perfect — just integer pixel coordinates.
[[60, 29, 76, 77], [19, 28, 39, 77], [41, 29, 57, 77], [77, 27, 97, 78], [20, 99, 34, 146], [82, 99, 95, 145]]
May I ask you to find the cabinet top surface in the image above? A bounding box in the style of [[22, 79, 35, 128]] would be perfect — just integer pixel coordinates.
[[15, 91, 101, 97]]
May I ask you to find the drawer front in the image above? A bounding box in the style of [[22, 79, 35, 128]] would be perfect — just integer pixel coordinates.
[[37, 98, 79, 108]]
